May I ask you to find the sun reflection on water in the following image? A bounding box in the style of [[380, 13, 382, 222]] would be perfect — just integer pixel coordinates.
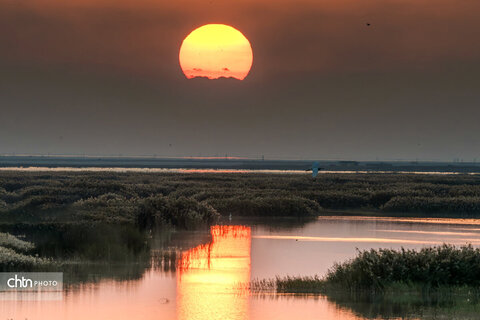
[[177, 225, 251, 320]]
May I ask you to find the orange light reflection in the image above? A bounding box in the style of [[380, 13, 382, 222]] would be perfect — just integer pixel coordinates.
[[177, 225, 251, 320]]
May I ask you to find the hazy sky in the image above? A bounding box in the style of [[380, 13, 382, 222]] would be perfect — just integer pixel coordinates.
[[1, 0, 479, 160]]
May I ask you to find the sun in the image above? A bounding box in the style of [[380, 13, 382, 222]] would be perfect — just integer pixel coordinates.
[[179, 24, 253, 80]]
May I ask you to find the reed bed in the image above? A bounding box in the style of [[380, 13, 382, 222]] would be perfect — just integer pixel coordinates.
[[253, 245, 480, 294], [2, 172, 480, 223]]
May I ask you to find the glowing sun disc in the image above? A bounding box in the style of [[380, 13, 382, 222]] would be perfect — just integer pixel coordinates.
[[179, 24, 253, 80]]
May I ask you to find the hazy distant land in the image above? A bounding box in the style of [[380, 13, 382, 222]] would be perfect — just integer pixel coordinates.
[[1, 155, 480, 173]]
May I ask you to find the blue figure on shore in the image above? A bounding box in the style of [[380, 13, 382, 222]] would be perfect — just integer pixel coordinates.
[[312, 161, 320, 178]]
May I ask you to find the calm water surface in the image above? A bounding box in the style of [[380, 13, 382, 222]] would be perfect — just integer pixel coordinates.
[[3, 216, 480, 320]]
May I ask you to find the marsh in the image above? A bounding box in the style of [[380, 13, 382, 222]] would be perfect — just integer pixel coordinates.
[[2, 216, 480, 319], [2, 171, 480, 319]]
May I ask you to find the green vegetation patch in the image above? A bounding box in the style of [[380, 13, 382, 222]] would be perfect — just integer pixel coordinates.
[[0, 232, 34, 252], [326, 244, 480, 291], [207, 196, 321, 217], [0, 232, 49, 271], [254, 245, 480, 294], [0, 246, 48, 271], [3, 171, 480, 220]]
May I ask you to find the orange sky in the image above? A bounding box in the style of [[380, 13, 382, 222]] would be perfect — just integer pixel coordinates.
[[1, 0, 480, 160], [2, 0, 479, 78]]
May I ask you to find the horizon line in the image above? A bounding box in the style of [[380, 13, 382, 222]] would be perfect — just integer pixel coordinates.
[[0, 153, 478, 164]]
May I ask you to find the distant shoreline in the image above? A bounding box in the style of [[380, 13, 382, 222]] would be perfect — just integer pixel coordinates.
[[1, 156, 480, 173], [1, 166, 480, 176]]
